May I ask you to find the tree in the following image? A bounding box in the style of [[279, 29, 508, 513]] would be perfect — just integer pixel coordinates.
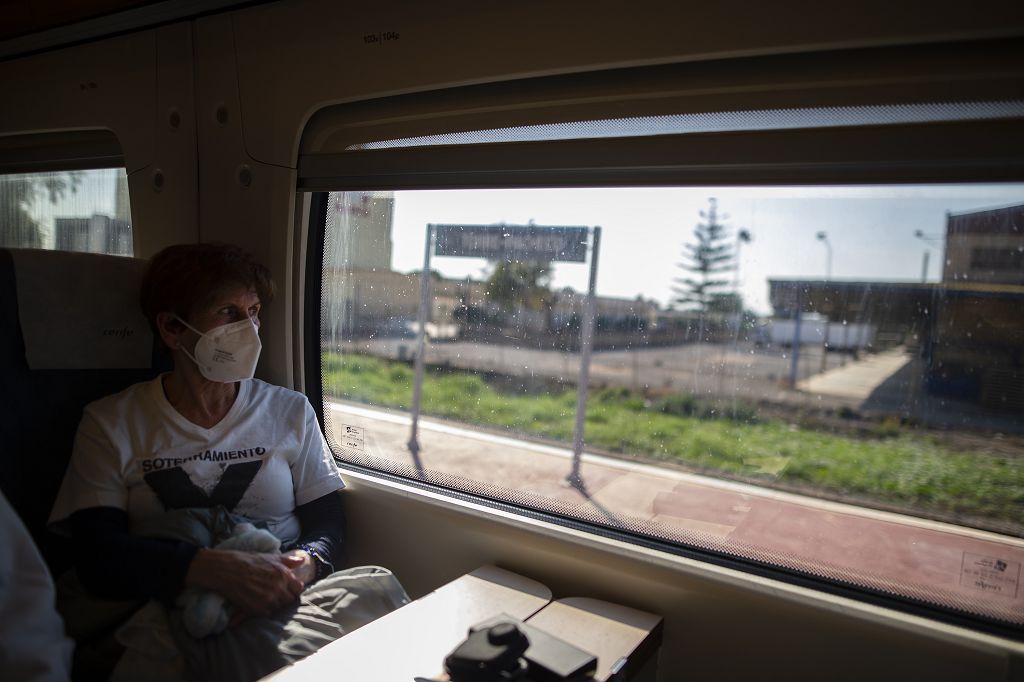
[[484, 260, 552, 314], [672, 198, 737, 313], [0, 172, 81, 249], [707, 291, 757, 334], [705, 291, 743, 315], [408, 268, 444, 281]]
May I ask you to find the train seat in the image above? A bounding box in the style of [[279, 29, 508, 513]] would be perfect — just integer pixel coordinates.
[[0, 247, 167, 576]]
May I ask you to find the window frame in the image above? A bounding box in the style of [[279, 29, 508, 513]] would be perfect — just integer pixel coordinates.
[[300, 46, 1024, 639], [304, 185, 1024, 642]]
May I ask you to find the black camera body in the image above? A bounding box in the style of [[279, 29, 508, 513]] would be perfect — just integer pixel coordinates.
[[444, 614, 598, 682]]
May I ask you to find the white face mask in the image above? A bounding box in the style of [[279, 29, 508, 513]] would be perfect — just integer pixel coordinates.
[[173, 314, 262, 383]]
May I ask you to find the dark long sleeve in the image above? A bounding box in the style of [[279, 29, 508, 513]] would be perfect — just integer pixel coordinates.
[[292, 490, 346, 578], [69, 506, 199, 605], [69, 492, 343, 600]]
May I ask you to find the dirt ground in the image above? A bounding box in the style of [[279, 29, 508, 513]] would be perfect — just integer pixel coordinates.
[[341, 337, 1024, 457]]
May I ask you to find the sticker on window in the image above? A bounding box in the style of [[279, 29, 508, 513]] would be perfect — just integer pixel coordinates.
[[339, 424, 365, 453], [960, 552, 1021, 599]]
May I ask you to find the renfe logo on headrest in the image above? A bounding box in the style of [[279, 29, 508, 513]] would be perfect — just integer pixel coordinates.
[[102, 327, 135, 338]]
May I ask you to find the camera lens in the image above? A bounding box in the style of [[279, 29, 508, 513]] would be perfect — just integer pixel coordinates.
[[487, 622, 521, 645]]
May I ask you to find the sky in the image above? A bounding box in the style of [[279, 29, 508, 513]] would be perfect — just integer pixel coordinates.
[[387, 185, 1024, 315], [18, 173, 1024, 316]]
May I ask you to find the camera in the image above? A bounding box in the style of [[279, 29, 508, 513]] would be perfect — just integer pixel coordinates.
[[444, 614, 598, 682]]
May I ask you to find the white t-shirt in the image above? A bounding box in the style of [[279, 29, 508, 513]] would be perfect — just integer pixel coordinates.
[[49, 377, 344, 547], [0, 490, 73, 682]]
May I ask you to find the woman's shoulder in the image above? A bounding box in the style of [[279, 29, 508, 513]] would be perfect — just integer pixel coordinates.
[[83, 376, 163, 421], [245, 378, 312, 412]]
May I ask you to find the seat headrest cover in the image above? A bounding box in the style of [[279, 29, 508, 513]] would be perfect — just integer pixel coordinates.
[[8, 248, 153, 369]]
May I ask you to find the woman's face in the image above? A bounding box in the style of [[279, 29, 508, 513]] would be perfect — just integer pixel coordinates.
[[188, 285, 262, 334]]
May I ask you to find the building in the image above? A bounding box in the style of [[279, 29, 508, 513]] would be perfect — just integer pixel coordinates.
[[930, 204, 1024, 411], [769, 203, 1024, 413], [54, 214, 132, 256], [325, 191, 394, 269], [767, 279, 933, 350], [943, 203, 1024, 285]]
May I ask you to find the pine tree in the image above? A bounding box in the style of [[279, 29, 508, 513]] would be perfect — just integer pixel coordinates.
[[672, 198, 736, 313]]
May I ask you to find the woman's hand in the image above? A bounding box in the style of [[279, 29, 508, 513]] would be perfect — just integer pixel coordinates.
[[281, 549, 316, 586], [185, 548, 305, 616]]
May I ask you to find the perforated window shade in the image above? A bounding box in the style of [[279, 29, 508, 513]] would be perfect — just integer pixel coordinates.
[[298, 40, 1024, 189], [299, 120, 1024, 189], [0, 130, 125, 174]]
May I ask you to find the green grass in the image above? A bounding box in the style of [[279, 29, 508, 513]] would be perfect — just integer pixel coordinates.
[[323, 352, 1024, 528]]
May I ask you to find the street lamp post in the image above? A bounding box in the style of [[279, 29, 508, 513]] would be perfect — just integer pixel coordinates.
[[727, 228, 752, 410], [816, 231, 832, 373], [732, 228, 752, 335], [914, 229, 943, 283], [816, 231, 832, 281]]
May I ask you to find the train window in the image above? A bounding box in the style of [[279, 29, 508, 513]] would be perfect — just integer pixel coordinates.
[[0, 168, 133, 255], [317, 183, 1024, 632], [301, 48, 1024, 632]]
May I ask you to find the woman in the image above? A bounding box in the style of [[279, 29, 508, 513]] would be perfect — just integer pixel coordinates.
[[48, 243, 366, 678]]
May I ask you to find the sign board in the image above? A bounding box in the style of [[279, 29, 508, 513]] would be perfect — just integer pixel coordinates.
[[408, 223, 601, 478], [433, 224, 589, 263]]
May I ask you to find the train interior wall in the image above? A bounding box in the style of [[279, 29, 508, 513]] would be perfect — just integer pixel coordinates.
[[1, 2, 1023, 679]]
